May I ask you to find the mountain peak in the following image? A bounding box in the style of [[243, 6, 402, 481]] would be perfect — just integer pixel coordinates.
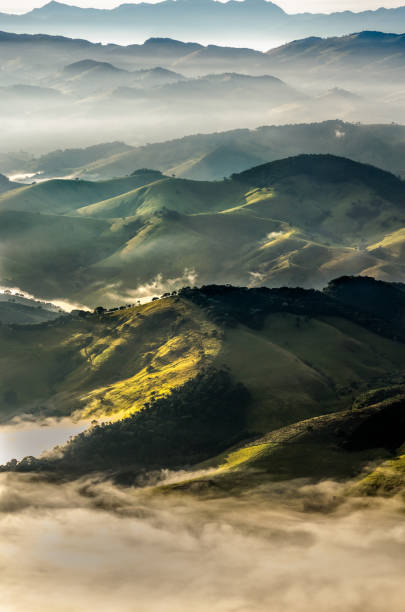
[[63, 59, 123, 75], [31, 1, 81, 13], [143, 37, 201, 47], [232, 154, 403, 194]]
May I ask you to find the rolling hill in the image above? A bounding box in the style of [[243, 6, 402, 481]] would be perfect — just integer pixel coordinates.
[[2, 154, 405, 307], [63, 59, 125, 76], [169, 386, 405, 495], [55, 121, 405, 182], [112, 72, 301, 108], [29, 141, 134, 178], [0, 169, 164, 214], [3, 277, 405, 494]]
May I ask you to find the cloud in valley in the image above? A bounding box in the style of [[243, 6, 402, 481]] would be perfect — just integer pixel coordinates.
[[0, 474, 405, 612]]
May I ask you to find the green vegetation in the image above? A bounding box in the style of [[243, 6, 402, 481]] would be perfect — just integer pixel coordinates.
[[69, 121, 405, 182], [354, 454, 405, 498], [4, 369, 250, 476], [2, 278, 405, 430], [3, 276, 405, 495], [166, 389, 405, 494], [0, 296, 221, 423], [0, 170, 164, 214], [31, 142, 133, 177], [2, 154, 405, 307]]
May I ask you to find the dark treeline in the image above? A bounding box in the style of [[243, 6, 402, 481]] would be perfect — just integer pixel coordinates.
[[233, 155, 405, 204], [178, 276, 405, 342]]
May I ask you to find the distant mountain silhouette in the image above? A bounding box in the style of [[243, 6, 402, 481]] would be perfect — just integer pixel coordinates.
[[2, 1, 405, 48]]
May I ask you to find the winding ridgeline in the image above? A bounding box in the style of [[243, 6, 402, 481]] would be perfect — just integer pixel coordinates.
[[2, 276, 405, 499], [1, 155, 405, 306]]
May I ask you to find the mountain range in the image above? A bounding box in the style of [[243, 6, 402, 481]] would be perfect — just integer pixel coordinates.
[[2, 1, 405, 49], [4, 29, 405, 78], [2, 29, 405, 151]]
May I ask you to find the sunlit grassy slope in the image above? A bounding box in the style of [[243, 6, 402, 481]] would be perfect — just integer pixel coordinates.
[[1, 289, 405, 433], [167, 394, 405, 494], [0, 297, 220, 423], [76, 176, 243, 218]]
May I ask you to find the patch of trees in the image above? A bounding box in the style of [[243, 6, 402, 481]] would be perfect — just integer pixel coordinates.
[[325, 275, 405, 326], [3, 369, 250, 476], [352, 385, 405, 411], [343, 395, 405, 453]]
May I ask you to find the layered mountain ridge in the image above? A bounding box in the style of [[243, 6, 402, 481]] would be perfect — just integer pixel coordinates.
[[2, 2, 405, 49], [1, 154, 405, 307]]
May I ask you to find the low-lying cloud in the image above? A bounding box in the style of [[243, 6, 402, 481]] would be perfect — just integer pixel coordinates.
[[104, 268, 198, 304], [0, 474, 404, 612]]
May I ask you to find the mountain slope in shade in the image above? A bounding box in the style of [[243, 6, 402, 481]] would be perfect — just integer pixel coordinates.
[[0, 293, 63, 325], [63, 59, 126, 75]]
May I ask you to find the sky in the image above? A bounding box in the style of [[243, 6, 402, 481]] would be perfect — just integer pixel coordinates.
[[1, 0, 405, 15]]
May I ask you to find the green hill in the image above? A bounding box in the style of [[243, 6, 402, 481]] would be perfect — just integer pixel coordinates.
[[75, 175, 241, 219], [2, 154, 405, 307], [65, 121, 405, 182], [0, 170, 165, 215], [0, 209, 139, 299], [168, 391, 405, 495], [3, 277, 405, 488], [31, 142, 134, 177]]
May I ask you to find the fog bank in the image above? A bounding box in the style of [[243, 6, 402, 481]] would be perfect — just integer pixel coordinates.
[[0, 475, 404, 611]]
